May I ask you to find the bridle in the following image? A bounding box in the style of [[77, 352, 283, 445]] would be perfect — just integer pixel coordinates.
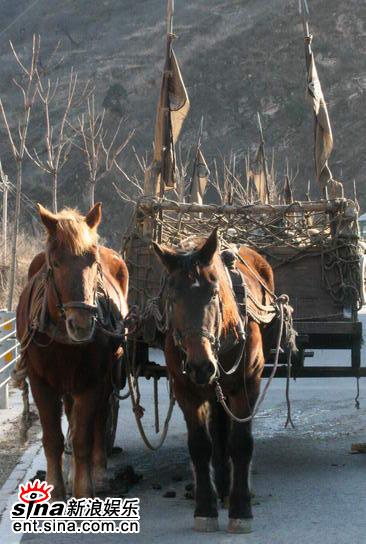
[[41, 248, 104, 343], [170, 289, 222, 375], [167, 280, 246, 380]]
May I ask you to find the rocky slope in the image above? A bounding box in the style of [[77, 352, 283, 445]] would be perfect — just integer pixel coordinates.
[[0, 0, 365, 243]]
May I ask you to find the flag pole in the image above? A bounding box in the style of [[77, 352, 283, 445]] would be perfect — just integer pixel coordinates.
[[306, 179, 311, 201], [160, 0, 175, 197], [188, 116, 204, 201], [167, 0, 174, 35], [257, 112, 270, 203], [299, 0, 312, 71]]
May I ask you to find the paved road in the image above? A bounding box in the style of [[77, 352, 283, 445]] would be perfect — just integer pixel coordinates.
[[0, 349, 366, 543]]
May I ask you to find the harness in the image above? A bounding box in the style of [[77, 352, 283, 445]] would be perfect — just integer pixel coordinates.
[[164, 252, 297, 426], [171, 292, 222, 367]]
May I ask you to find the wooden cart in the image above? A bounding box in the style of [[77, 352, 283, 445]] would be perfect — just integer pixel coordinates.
[[124, 196, 366, 381]]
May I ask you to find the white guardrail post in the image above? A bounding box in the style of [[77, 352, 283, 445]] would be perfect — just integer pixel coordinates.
[[0, 310, 19, 409]]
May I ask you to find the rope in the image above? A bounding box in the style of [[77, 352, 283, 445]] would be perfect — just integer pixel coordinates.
[[214, 296, 289, 424], [285, 350, 295, 429], [355, 376, 360, 410], [125, 339, 175, 451], [141, 297, 167, 332], [139, 273, 168, 334]]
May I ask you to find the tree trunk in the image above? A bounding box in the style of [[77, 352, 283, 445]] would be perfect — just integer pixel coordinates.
[[52, 172, 58, 213], [7, 162, 21, 310], [2, 178, 8, 266], [89, 182, 95, 208]]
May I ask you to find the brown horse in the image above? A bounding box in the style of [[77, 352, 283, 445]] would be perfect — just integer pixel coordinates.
[[17, 203, 128, 499], [153, 228, 275, 534]]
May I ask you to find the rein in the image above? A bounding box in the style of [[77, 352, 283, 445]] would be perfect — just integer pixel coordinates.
[[214, 295, 292, 424]]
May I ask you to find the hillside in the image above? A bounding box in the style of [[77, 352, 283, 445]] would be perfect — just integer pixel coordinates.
[[0, 0, 365, 244]]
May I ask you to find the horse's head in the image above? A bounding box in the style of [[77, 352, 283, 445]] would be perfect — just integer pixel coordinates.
[[38, 202, 103, 343], [153, 228, 226, 386]]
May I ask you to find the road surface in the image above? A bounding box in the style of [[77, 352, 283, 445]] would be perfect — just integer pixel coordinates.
[[0, 349, 365, 544]]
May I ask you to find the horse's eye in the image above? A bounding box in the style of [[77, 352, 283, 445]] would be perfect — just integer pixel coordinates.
[[53, 261, 60, 269]]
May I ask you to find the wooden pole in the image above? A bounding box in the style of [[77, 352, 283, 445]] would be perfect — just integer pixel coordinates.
[[156, 0, 175, 242], [139, 198, 354, 217], [160, 0, 175, 196], [188, 116, 204, 202], [300, 0, 312, 72], [167, 0, 174, 35], [257, 112, 270, 203]]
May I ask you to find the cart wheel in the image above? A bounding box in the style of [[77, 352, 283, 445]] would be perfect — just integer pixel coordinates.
[[360, 254, 366, 306], [106, 394, 119, 456]]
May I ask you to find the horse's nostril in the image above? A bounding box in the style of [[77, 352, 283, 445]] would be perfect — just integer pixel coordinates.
[[186, 360, 216, 385], [67, 318, 75, 333]]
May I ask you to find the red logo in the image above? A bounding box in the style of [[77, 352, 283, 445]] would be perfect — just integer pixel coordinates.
[[18, 480, 53, 504]]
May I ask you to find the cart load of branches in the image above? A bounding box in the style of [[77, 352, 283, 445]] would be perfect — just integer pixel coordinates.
[[123, 196, 362, 344]]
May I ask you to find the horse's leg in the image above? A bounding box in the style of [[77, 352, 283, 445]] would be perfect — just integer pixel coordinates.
[[227, 376, 260, 534], [71, 387, 99, 498], [29, 373, 65, 500], [209, 402, 230, 506], [91, 382, 110, 493], [175, 386, 218, 532], [63, 394, 74, 491]]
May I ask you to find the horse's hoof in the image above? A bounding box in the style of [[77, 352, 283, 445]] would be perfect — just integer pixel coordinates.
[[94, 477, 109, 495], [227, 518, 252, 534], [194, 517, 219, 532]]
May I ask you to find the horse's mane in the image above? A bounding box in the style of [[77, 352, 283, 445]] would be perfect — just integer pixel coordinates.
[[47, 208, 99, 255], [180, 237, 240, 335], [238, 246, 274, 293], [213, 253, 241, 334]]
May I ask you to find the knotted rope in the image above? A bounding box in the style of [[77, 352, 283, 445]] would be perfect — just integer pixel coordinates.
[[124, 338, 175, 451], [214, 294, 297, 425]]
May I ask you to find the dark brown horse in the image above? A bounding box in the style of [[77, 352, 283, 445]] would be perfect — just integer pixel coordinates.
[[153, 228, 275, 534], [17, 203, 128, 499]]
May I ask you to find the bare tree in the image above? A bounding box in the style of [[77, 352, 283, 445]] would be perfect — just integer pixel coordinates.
[[72, 94, 134, 207], [27, 69, 91, 212], [112, 148, 146, 203], [0, 161, 9, 266], [208, 155, 249, 206], [0, 35, 40, 310]]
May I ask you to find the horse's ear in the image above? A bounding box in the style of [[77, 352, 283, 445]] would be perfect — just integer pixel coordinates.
[[198, 227, 219, 266], [37, 203, 58, 235], [85, 202, 102, 229], [152, 242, 179, 273]]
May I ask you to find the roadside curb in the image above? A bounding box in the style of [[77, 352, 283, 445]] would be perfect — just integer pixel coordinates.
[[0, 431, 43, 544]]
